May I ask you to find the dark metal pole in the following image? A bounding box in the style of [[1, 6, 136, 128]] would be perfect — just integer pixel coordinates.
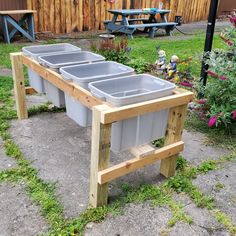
[[200, 0, 219, 86]]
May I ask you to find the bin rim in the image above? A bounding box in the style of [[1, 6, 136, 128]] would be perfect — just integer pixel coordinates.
[[22, 43, 81, 60], [38, 51, 105, 69], [60, 61, 135, 83], [88, 73, 176, 105]]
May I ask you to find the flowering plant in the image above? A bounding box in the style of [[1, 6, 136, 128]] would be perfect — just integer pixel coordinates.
[[197, 12, 236, 130]]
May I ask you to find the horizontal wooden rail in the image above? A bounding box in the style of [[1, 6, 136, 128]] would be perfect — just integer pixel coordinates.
[[97, 141, 184, 184], [100, 92, 194, 124], [21, 53, 104, 109]]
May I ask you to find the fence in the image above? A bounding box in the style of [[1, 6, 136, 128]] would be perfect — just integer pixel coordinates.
[[23, 0, 210, 34]]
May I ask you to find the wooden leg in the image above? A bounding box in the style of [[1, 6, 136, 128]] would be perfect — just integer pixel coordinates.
[[27, 13, 35, 40], [10, 53, 28, 120], [160, 104, 188, 177], [89, 105, 112, 208], [1, 16, 10, 43]]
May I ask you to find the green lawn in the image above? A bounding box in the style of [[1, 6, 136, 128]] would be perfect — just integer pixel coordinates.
[[0, 44, 24, 68], [0, 32, 225, 76], [128, 33, 225, 77]]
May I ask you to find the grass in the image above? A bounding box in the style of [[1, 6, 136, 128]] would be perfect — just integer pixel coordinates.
[[0, 34, 235, 235], [0, 43, 24, 68], [128, 33, 225, 77], [185, 112, 236, 149]]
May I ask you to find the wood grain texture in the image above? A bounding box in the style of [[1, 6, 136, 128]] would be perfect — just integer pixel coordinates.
[[10, 53, 28, 120], [98, 141, 184, 184], [27, 0, 210, 33], [22, 55, 104, 109], [160, 104, 188, 177], [89, 105, 112, 207]]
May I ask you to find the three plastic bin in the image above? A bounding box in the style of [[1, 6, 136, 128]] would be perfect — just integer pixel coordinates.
[[38, 51, 105, 107], [89, 74, 176, 152], [60, 61, 135, 127], [22, 43, 81, 93]]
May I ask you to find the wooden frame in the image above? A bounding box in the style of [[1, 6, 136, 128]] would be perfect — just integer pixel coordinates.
[[11, 52, 194, 208]]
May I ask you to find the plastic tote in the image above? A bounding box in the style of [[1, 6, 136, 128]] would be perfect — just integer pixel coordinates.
[[38, 51, 105, 107], [22, 43, 81, 93], [89, 74, 176, 152], [60, 61, 135, 127]]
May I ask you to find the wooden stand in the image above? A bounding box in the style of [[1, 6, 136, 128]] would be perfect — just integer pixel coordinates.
[[10, 52, 194, 208]]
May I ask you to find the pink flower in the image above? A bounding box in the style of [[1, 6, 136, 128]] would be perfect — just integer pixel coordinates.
[[197, 99, 206, 104], [179, 81, 193, 87], [207, 71, 218, 77], [208, 116, 217, 127], [220, 76, 227, 81], [230, 16, 236, 24], [232, 110, 236, 119]]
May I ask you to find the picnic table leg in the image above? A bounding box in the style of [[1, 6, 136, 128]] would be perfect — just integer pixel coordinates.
[[149, 27, 157, 38], [10, 53, 28, 120], [1, 16, 10, 43], [27, 13, 35, 40], [89, 105, 112, 207], [160, 104, 187, 177]]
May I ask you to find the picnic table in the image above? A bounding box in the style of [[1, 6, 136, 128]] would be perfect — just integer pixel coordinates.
[[104, 9, 177, 39], [0, 10, 36, 44]]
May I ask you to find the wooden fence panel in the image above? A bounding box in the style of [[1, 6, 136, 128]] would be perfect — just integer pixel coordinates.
[[26, 0, 210, 34]]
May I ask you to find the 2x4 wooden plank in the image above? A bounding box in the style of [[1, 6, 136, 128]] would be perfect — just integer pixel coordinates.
[[89, 105, 112, 207], [100, 92, 194, 124], [98, 141, 184, 184], [22, 54, 104, 109], [10, 53, 28, 120]]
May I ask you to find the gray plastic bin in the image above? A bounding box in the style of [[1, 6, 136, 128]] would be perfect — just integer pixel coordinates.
[[38, 51, 105, 107], [60, 61, 135, 127], [22, 43, 81, 93], [89, 74, 176, 152]]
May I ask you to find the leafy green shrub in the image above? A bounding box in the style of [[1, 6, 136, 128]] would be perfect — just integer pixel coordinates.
[[91, 37, 130, 64], [196, 15, 236, 130], [125, 57, 150, 73]]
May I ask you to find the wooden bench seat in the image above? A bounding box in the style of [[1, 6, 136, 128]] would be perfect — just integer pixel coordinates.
[[127, 22, 177, 38], [104, 18, 149, 24], [126, 22, 177, 29]]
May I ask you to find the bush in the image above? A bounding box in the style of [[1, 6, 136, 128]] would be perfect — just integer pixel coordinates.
[[196, 12, 236, 130], [91, 37, 130, 64], [125, 57, 150, 73]]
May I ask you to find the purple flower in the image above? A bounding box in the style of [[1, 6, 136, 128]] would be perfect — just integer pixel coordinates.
[[232, 110, 236, 119], [208, 116, 217, 127]]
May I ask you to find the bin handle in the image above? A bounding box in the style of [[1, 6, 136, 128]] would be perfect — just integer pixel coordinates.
[[91, 91, 106, 101]]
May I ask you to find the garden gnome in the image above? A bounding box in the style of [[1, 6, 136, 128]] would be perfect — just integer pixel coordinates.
[[155, 50, 166, 73], [167, 55, 179, 78]]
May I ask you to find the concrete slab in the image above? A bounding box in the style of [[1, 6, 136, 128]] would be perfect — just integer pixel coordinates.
[[9, 112, 163, 219], [193, 161, 236, 225], [182, 130, 229, 166], [84, 203, 172, 236], [0, 182, 48, 236], [26, 94, 48, 108], [0, 138, 17, 171], [0, 66, 12, 77]]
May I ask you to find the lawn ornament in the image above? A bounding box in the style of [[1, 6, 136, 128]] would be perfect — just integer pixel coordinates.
[[155, 50, 167, 73], [166, 55, 179, 80]]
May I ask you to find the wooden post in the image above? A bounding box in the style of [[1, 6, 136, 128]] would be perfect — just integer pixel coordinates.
[[160, 104, 188, 177], [89, 105, 112, 207], [10, 53, 28, 120]]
